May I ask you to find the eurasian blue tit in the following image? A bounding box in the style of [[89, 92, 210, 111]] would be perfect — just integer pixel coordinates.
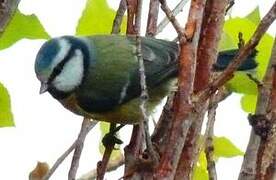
[[34, 35, 257, 124]]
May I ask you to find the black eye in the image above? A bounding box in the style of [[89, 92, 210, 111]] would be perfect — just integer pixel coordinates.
[[53, 65, 62, 75], [48, 63, 64, 82]]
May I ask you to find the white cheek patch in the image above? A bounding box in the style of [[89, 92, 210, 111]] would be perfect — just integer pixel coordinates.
[[50, 38, 71, 71], [53, 49, 84, 92]]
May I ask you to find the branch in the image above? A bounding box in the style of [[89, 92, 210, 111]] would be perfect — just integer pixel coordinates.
[[196, 2, 276, 102], [146, 0, 159, 36], [156, 0, 189, 35], [204, 94, 219, 180], [158, 0, 185, 40], [135, 0, 159, 165], [96, 123, 120, 180], [154, 0, 207, 178], [43, 119, 97, 180], [124, 0, 147, 178], [256, 37, 276, 179], [238, 34, 276, 180], [126, 0, 138, 34], [68, 118, 97, 180], [78, 154, 124, 180], [0, 0, 20, 36], [174, 0, 228, 178], [111, 0, 127, 34]]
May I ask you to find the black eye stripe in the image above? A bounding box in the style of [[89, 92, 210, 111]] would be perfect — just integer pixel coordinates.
[[48, 47, 76, 83]]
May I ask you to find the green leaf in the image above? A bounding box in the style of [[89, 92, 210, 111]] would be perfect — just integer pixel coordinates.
[[241, 94, 257, 113], [219, 31, 236, 51], [193, 152, 208, 180], [193, 164, 208, 180], [99, 122, 122, 161], [245, 6, 261, 25], [0, 10, 50, 50], [213, 137, 243, 158], [76, 0, 126, 35], [225, 72, 258, 95], [0, 82, 14, 127], [223, 17, 274, 80], [222, 17, 274, 112]]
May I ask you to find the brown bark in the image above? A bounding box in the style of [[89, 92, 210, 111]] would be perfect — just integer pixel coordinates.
[[238, 34, 276, 180], [197, 2, 276, 103], [146, 0, 159, 36], [154, 0, 206, 179], [174, 1, 228, 179], [255, 38, 276, 180], [0, 0, 20, 36], [111, 0, 127, 34]]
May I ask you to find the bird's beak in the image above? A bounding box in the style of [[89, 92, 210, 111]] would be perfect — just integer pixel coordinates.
[[39, 82, 48, 94]]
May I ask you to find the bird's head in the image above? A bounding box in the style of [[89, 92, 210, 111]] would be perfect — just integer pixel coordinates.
[[35, 36, 90, 96]]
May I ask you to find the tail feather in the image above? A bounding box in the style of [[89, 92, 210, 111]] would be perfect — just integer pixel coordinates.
[[213, 49, 258, 71]]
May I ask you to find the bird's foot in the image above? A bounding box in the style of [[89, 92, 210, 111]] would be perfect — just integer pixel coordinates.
[[102, 124, 125, 148]]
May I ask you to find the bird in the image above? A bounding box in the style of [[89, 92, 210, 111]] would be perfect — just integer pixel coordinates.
[[35, 35, 257, 124]]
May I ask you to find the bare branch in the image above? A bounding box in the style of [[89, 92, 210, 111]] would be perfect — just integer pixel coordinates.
[[135, 0, 159, 165], [43, 119, 97, 180], [156, 0, 189, 35], [158, 0, 185, 40], [43, 141, 76, 180], [146, 0, 159, 36], [68, 118, 97, 180], [197, 2, 276, 102], [256, 37, 276, 180], [111, 0, 127, 34], [174, 1, 228, 178], [204, 95, 218, 180], [154, 0, 207, 178], [238, 34, 276, 180], [78, 154, 124, 180], [96, 123, 122, 180]]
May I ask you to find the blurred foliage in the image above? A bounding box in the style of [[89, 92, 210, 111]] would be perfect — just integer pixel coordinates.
[[193, 137, 243, 179], [0, 83, 14, 127], [0, 10, 50, 50], [193, 152, 208, 180], [76, 0, 126, 35], [219, 7, 274, 113], [213, 137, 244, 158]]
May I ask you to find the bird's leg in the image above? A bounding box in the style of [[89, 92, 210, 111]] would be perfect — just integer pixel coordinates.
[[102, 123, 125, 148], [97, 123, 125, 180]]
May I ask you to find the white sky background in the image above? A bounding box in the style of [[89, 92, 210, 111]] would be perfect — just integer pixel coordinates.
[[0, 0, 275, 179]]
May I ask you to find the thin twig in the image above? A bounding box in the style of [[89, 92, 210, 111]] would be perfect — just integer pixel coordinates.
[[43, 119, 97, 180], [68, 118, 97, 180], [196, 2, 276, 103], [247, 73, 263, 87], [225, 0, 235, 15], [135, 0, 159, 165], [111, 0, 127, 34], [158, 0, 185, 40], [43, 141, 76, 180], [156, 0, 189, 35], [78, 154, 124, 180], [204, 94, 218, 180], [123, 0, 144, 176]]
